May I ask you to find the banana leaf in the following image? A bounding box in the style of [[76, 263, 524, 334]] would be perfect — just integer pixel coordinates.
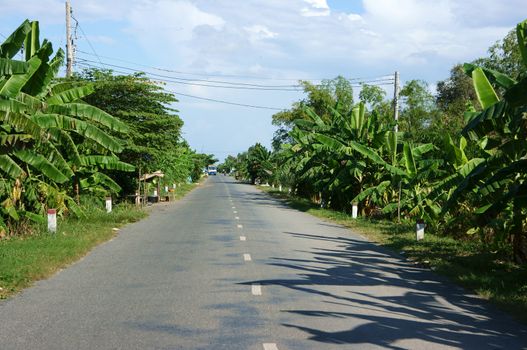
[[46, 84, 95, 105], [472, 68, 499, 109], [0, 155, 25, 178], [48, 103, 128, 133], [0, 56, 41, 98], [0, 58, 29, 75], [80, 155, 135, 171], [13, 149, 69, 183], [0, 20, 31, 59]]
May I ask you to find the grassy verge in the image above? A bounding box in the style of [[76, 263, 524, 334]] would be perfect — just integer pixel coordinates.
[[0, 181, 201, 299], [0, 204, 146, 299], [172, 181, 201, 200], [260, 187, 527, 324]]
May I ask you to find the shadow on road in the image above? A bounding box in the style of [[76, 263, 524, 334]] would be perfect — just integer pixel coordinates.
[[240, 231, 527, 349]]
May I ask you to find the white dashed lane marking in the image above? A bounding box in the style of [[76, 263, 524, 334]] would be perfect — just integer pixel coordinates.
[[237, 224, 243, 228], [263, 344, 279, 350], [233, 211, 238, 214], [235, 216, 240, 220], [251, 284, 262, 296], [240, 236, 246, 241], [243, 253, 252, 261]]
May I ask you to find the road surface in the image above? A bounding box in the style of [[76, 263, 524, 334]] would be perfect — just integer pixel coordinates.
[[1, 176, 526, 349]]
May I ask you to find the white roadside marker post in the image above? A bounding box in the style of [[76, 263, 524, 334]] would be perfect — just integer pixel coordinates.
[[47, 209, 57, 233], [135, 191, 140, 206], [105, 197, 112, 213], [352, 202, 358, 219], [279, 184, 282, 192], [416, 219, 425, 241]]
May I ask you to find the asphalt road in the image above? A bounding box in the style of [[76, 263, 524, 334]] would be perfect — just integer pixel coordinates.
[[1, 176, 526, 349]]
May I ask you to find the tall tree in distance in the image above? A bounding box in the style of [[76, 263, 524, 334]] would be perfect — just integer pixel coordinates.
[[79, 69, 189, 193]]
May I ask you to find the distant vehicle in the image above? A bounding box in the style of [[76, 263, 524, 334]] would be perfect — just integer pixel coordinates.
[[207, 165, 217, 175]]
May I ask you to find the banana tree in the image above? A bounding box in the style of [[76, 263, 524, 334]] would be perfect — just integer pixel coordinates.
[[0, 20, 133, 234], [288, 102, 404, 211], [446, 19, 527, 263]]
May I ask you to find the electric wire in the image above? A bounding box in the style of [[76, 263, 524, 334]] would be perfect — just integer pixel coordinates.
[[77, 49, 395, 84], [76, 59, 394, 91], [76, 57, 304, 88], [163, 90, 285, 111], [73, 62, 287, 110], [75, 61, 303, 91], [71, 15, 103, 66]]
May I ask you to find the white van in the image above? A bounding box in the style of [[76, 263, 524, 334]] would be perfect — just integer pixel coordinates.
[[207, 166, 217, 175]]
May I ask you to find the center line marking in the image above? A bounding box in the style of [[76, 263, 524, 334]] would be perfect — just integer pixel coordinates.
[[243, 253, 252, 261], [237, 224, 243, 228], [240, 236, 246, 241], [251, 284, 262, 296], [233, 211, 237, 214], [235, 216, 240, 220], [263, 344, 279, 350], [232, 206, 236, 209]]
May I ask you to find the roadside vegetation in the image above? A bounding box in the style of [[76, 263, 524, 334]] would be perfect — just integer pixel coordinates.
[[222, 19, 527, 319], [0, 20, 214, 238]]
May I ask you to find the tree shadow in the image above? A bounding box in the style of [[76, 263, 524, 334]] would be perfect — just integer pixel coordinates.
[[239, 231, 527, 349]]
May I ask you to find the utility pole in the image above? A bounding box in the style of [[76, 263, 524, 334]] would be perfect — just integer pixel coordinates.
[[393, 71, 401, 223], [393, 71, 399, 132], [65, 0, 73, 77]]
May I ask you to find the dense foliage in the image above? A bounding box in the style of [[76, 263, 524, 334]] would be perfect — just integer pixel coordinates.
[[222, 19, 527, 264], [0, 20, 211, 236]]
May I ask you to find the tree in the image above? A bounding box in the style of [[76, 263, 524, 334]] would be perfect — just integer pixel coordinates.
[[475, 28, 527, 80], [245, 143, 271, 185], [79, 69, 192, 192], [447, 19, 527, 263], [272, 76, 354, 150], [399, 80, 440, 143], [435, 64, 479, 139], [0, 20, 132, 234]]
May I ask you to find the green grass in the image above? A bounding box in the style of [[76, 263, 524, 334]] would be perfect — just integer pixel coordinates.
[[172, 182, 200, 200], [260, 187, 527, 324]]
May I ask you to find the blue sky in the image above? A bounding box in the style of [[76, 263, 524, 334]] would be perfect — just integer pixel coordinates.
[[0, 0, 525, 161]]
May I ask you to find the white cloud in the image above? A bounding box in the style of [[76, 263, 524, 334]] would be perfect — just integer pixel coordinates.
[[301, 0, 330, 17], [127, 0, 225, 43], [347, 13, 363, 23], [244, 25, 278, 41]]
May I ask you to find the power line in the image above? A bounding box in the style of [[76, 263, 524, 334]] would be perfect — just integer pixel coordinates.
[[76, 57, 302, 88], [77, 49, 321, 82], [164, 89, 285, 111], [76, 49, 394, 84], [75, 60, 303, 91], [76, 59, 394, 91], [71, 14, 103, 66]]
